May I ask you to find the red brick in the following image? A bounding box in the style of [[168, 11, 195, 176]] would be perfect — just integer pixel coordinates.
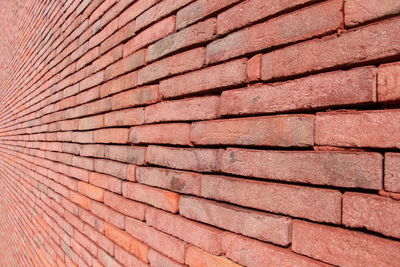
[[147, 19, 216, 62], [114, 245, 149, 267], [191, 115, 314, 147], [72, 156, 95, 170], [201, 175, 342, 223], [345, 0, 400, 26], [104, 222, 149, 262], [80, 144, 105, 158], [343, 192, 400, 239], [160, 59, 247, 98], [176, 0, 239, 29], [180, 196, 291, 246], [185, 245, 240, 267], [130, 123, 191, 145], [104, 191, 146, 220], [80, 71, 105, 91], [78, 114, 104, 130], [104, 145, 146, 164], [292, 220, 400, 267], [89, 172, 122, 194], [385, 153, 400, 193], [316, 109, 400, 149], [76, 86, 100, 105], [94, 158, 128, 180], [92, 45, 123, 73], [100, 71, 138, 98], [100, 21, 136, 54], [97, 249, 121, 267], [262, 17, 400, 80], [125, 217, 186, 263], [247, 54, 262, 81], [221, 66, 377, 116], [91, 201, 125, 229], [70, 191, 92, 210], [146, 145, 223, 172], [77, 182, 105, 202], [86, 97, 112, 115], [104, 108, 145, 127], [123, 16, 176, 57], [136, 167, 201, 195], [93, 128, 130, 144], [222, 232, 327, 267], [122, 182, 179, 213], [224, 148, 382, 189], [111, 85, 160, 110], [117, 0, 159, 28], [138, 48, 205, 85], [217, 0, 316, 35], [144, 96, 220, 123], [104, 49, 145, 80], [378, 62, 400, 102], [207, 0, 342, 64], [77, 47, 100, 70]]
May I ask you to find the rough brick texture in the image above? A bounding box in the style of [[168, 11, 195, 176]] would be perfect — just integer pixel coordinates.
[[0, 1, 399, 266]]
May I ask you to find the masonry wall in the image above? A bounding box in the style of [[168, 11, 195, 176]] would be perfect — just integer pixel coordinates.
[[0, 0, 400, 266]]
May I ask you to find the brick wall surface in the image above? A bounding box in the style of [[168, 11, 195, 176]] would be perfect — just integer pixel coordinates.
[[0, 0, 399, 266]]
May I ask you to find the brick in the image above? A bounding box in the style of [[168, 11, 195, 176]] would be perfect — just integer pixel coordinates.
[[104, 145, 146, 164], [292, 220, 400, 267], [145, 96, 220, 123], [385, 153, 400, 193], [104, 108, 144, 127], [122, 182, 179, 213], [201, 175, 341, 223], [104, 191, 146, 220], [80, 71, 105, 91], [345, 0, 400, 26], [147, 19, 216, 62], [91, 201, 125, 229], [160, 59, 247, 98], [123, 16, 176, 57], [343, 192, 400, 239], [70, 191, 92, 210], [93, 128, 130, 143], [72, 156, 94, 171], [185, 245, 240, 267], [191, 115, 314, 147], [180, 196, 291, 246], [136, 167, 201, 195], [146, 145, 223, 172], [138, 48, 205, 85], [316, 110, 400, 149], [222, 148, 382, 189], [223, 232, 327, 267], [247, 54, 262, 81], [130, 123, 191, 145], [111, 85, 160, 110], [176, 0, 239, 29], [94, 158, 128, 179], [207, 0, 342, 64], [77, 182, 105, 202], [104, 49, 145, 80], [89, 172, 122, 194], [378, 62, 400, 102], [217, 0, 315, 35], [77, 47, 100, 70], [97, 249, 121, 267], [78, 114, 104, 130], [80, 144, 105, 158], [100, 71, 138, 98], [262, 17, 400, 80], [125, 217, 186, 263], [76, 86, 100, 105], [221, 66, 377, 116], [92, 45, 123, 73], [148, 250, 183, 267], [114, 245, 149, 267], [104, 222, 149, 262], [101, 21, 136, 54]]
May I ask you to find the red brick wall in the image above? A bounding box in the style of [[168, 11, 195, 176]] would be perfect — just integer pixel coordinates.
[[0, 0, 400, 266]]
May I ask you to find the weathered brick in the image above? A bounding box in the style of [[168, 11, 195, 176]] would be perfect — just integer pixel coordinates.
[[147, 19, 216, 62], [262, 17, 400, 80], [378, 62, 400, 102], [114, 245, 149, 267], [345, 0, 400, 26], [93, 128, 130, 144], [136, 167, 201, 195], [292, 220, 400, 267], [207, 0, 342, 63], [122, 182, 180, 213], [146, 207, 222, 254], [100, 71, 138, 98], [183, 195, 292, 246], [191, 115, 314, 147], [89, 172, 122, 193], [222, 232, 328, 267], [104, 108, 145, 127], [91, 201, 125, 229], [92, 45, 123, 73], [130, 123, 191, 145], [201, 175, 341, 223], [343, 192, 400, 239], [94, 158, 128, 179], [160, 59, 247, 98], [80, 144, 105, 158], [385, 153, 400, 193], [77, 182, 105, 202], [104, 191, 146, 220], [146, 145, 223, 172], [221, 66, 377, 116], [148, 249, 183, 267], [78, 115, 104, 130], [138, 48, 205, 85], [104, 145, 146, 164], [123, 16, 176, 57], [247, 54, 262, 81], [316, 110, 400, 149], [111, 85, 160, 110], [104, 49, 145, 80], [185, 245, 240, 267], [145, 96, 220, 123]]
